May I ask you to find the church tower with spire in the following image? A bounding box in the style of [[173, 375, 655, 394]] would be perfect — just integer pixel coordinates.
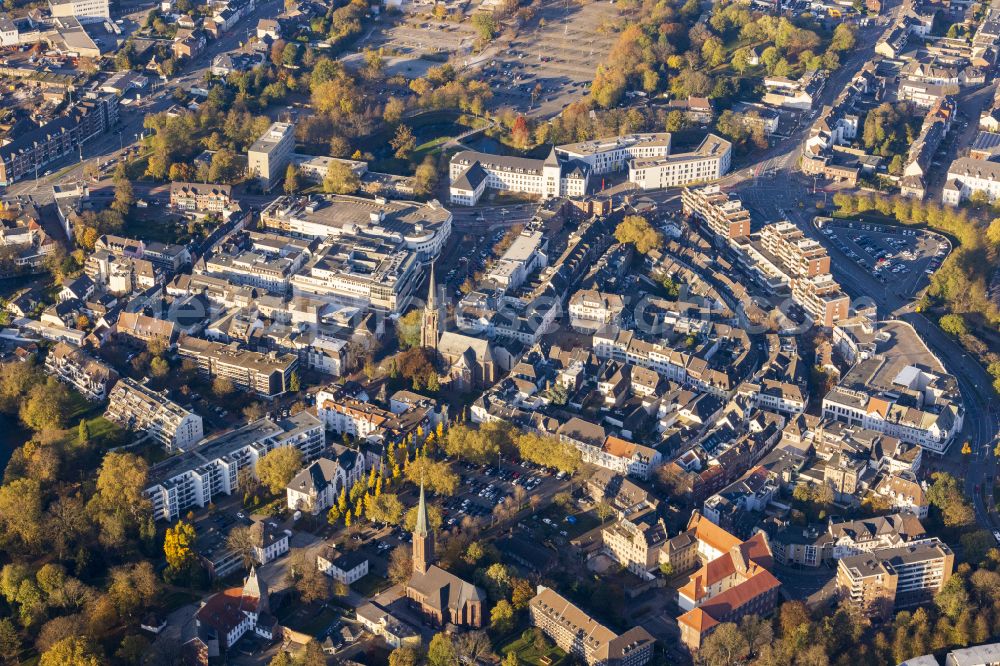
[[420, 265, 440, 351], [412, 482, 434, 574]]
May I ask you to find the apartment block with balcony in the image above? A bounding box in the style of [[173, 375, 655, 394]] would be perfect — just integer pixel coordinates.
[[105, 377, 204, 451], [837, 538, 953, 617], [681, 185, 752, 241], [144, 411, 324, 521], [529, 586, 655, 666], [0, 93, 118, 186], [758, 222, 831, 278], [44, 341, 118, 401]]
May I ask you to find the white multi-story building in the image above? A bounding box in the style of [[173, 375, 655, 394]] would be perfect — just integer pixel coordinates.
[[555, 133, 671, 174], [316, 394, 392, 439], [317, 548, 369, 584], [251, 522, 290, 565], [0, 16, 18, 47], [105, 377, 204, 451], [942, 157, 1000, 205], [483, 229, 547, 291], [144, 412, 324, 521], [48, 0, 109, 22], [201, 247, 307, 294], [822, 360, 964, 454], [248, 122, 295, 191], [628, 134, 732, 189], [568, 290, 625, 332], [448, 148, 585, 206]]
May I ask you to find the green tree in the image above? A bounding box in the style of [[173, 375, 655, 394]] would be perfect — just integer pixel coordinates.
[[397, 309, 424, 349], [256, 447, 304, 495], [391, 124, 417, 160], [39, 636, 103, 666], [389, 646, 420, 666], [284, 164, 300, 195], [413, 156, 439, 198], [19, 378, 71, 432], [367, 493, 404, 525], [163, 520, 196, 571], [0, 618, 19, 662], [471, 12, 498, 41], [926, 472, 975, 527], [322, 161, 360, 194], [939, 314, 967, 337], [614, 215, 663, 255], [700, 622, 749, 666], [428, 632, 459, 666], [490, 599, 515, 632]]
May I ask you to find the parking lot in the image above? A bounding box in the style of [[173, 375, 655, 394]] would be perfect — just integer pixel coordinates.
[[820, 220, 951, 298], [441, 458, 569, 525], [359, 15, 481, 61], [482, 0, 619, 116]]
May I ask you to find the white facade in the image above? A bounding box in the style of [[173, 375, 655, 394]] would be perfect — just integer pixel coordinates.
[[49, 0, 110, 22], [629, 135, 732, 190], [144, 413, 324, 521], [317, 551, 369, 584], [942, 157, 1000, 205], [105, 377, 204, 451]]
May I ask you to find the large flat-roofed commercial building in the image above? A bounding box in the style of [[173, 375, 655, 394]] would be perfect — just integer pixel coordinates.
[[291, 233, 420, 313], [176, 336, 298, 398], [836, 539, 953, 616], [248, 121, 295, 191], [681, 185, 751, 241], [529, 586, 655, 666], [144, 412, 324, 521], [822, 357, 964, 454], [105, 377, 204, 451], [628, 134, 732, 189], [48, 0, 109, 22], [259, 195, 451, 261]]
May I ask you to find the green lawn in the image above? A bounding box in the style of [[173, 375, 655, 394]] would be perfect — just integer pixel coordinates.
[[499, 631, 568, 666], [351, 573, 389, 598], [279, 602, 341, 636]]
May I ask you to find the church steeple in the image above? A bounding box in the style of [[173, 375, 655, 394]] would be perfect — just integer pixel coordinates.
[[421, 263, 440, 351], [412, 481, 434, 574], [243, 564, 270, 615]]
